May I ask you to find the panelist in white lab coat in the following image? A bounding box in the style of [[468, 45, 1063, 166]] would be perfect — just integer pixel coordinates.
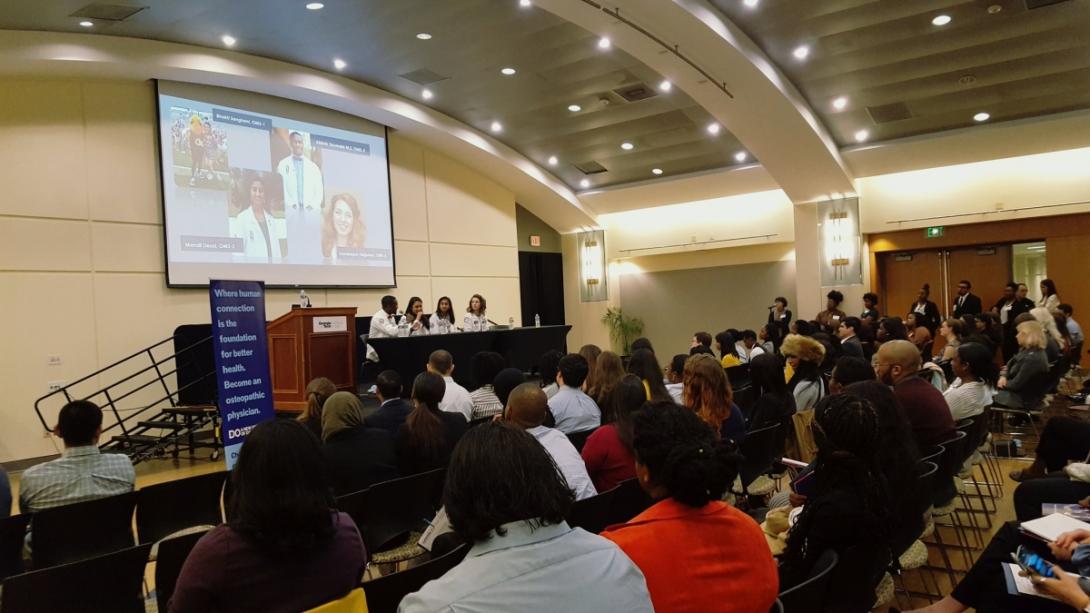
[[230, 173, 285, 261], [464, 294, 489, 332], [430, 296, 457, 335]]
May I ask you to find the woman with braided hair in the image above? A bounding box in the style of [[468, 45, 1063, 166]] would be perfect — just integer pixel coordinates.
[[778, 393, 893, 613], [603, 402, 778, 613]]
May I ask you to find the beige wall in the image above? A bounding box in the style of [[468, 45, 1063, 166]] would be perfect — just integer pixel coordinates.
[[0, 78, 519, 463]]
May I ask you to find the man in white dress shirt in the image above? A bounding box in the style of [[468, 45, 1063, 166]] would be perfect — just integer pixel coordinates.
[[665, 354, 686, 404], [505, 383, 597, 500], [365, 295, 400, 362], [427, 349, 473, 422], [547, 354, 601, 434]]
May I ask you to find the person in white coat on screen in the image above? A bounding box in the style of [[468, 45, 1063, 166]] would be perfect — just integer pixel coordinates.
[[430, 296, 456, 335], [231, 174, 284, 260], [464, 294, 489, 332], [278, 132, 324, 262]]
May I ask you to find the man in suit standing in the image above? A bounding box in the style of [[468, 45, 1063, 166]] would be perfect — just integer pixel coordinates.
[[364, 370, 413, 437], [837, 316, 865, 360], [953, 280, 983, 318]]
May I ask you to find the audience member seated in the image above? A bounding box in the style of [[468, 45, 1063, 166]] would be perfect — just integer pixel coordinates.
[[493, 367, 526, 407], [603, 403, 778, 613], [789, 319, 815, 337], [878, 316, 909, 344], [976, 312, 1004, 353], [630, 337, 654, 354], [782, 334, 827, 413], [579, 344, 603, 395], [994, 320, 1051, 411], [365, 370, 413, 437], [426, 349, 473, 421], [320, 392, 398, 495], [468, 351, 505, 420], [582, 375, 643, 492], [1010, 413, 1090, 487], [758, 323, 778, 354], [691, 331, 713, 351], [747, 353, 796, 433], [1, 466, 11, 519], [1032, 306, 1067, 360], [588, 351, 625, 408], [297, 377, 336, 440], [907, 312, 933, 351], [815, 290, 847, 330], [627, 348, 672, 403], [504, 383, 596, 500], [539, 349, 564, 399], [836, 316, 865, 359], [395, 373, 469, 475], [942, 342, 998, 421], [735, 329, 766, 364], [665, 354, 686, 404], [19, 400, 135, 514], [398, 423, 653, 612], [690, 345, 715, 357], [683, 354, 745, 444], [937, 318, 966, 362], [548, 353, 601, 434], [828, 356, 875, 394], [876, 340, 955, 452], [716, 330, 742, 369], [169, 420, 365, 613], [1060, 304, 1084, 347], [778, 394, 893, 612]]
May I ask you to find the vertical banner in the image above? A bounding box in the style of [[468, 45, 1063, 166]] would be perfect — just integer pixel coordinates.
[[209, 279, 275, 468]]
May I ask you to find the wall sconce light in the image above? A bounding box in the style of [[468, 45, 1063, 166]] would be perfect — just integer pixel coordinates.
[[579, 230, 607, 302], [818, 197, 862, 286]]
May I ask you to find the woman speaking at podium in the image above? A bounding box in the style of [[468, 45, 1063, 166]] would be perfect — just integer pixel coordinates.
[[464, 294, 489, 332]]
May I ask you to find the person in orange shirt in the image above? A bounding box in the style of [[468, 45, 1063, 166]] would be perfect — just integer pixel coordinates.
[[602, 402, 779, 613]]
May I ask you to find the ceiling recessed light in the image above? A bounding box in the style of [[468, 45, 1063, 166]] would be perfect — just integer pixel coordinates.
[[734, 151, 748, 162], [547, 155, 558, 166], [793, 45, 810, 60], [987, 4, 1002, 14], [567, 104, 581, 112], [500, 67, 516, 76], [221, 34, 237, 47], [652, 168, 663, 175], [597, 37, 611, 50], [416, 32, 432, 40], [333, 58, 347, 71], [305, 2, 324, 9], [490, 121, 503, 133], [706, 122, 721, 136], [932, 14, 952, 26], [580, 178, 591, 188], [832, 96, 848, 111], [421, 88, 433, 100], [519, 0, 532, 6], [658, 80, 672, 92], [744, 0, 759, 7], [854, 129, 870, 143], [973, 111, 991, 122], [620, 142, 634, 151], [79, 20, 94, 27]]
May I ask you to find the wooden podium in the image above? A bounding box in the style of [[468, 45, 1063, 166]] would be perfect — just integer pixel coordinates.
[[266, 306, 358, 411]]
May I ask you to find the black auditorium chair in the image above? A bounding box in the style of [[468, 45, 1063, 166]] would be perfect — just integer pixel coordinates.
[[0, 514, 31, 581], [566, 486, 617, 534], [566, 427, 596, 453], [777, 549, 838, 613], [31, 491, 138, 569], [363, 544, 470, 613], [0, 543, 151, 613], [356, 468, 446, 554], [155, 529, 211, 613], [604, 478, 654, 527], [136, 470, 227, 544]]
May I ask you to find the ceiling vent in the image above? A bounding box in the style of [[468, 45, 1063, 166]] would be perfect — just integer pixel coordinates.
[[866, 102, 912, 124], [612, 83, 658, 103], [1025, 0, 1072, 9], [70, 3, 146, 21], [398, 69, 449, 86], [573, 161, 608, 175]]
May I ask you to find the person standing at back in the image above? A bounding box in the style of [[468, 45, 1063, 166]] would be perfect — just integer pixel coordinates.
[[19, 400, 135, 513], [1038, 278, 1060, 311], [861, 292, 881, 324], [815, 291, 846, 331], [426, 350, 473, 422], [952, 280, 982, 318], [875, 340, 955, 452], [548, 354, 601, 434], [768, 297, 792, 337], [909, 284, 941, 334]]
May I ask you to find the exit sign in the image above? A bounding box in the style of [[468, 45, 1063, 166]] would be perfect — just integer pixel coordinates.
[[926, 226, 944, 238]]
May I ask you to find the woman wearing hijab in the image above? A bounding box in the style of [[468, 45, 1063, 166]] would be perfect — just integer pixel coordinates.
[[320, 391, 398, 495]]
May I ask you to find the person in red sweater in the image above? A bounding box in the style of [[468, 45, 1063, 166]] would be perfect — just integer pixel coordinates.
[[581, 375, 644, 492], [602, 402, 779, 613]]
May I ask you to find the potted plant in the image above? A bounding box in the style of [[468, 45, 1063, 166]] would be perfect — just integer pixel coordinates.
[[601, 307, 644, 356]]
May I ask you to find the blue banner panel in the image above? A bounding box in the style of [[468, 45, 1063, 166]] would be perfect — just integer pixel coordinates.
[[209, 279, 275, 468]]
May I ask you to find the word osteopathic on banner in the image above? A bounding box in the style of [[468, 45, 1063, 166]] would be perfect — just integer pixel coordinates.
[[209, 279, 275, 468]]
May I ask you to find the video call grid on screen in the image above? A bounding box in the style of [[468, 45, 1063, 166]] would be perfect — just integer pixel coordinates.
[[156, 81, 396, 288]]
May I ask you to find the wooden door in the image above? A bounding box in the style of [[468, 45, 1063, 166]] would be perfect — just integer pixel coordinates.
[[879, 250, 943, 320], [944, 245, 1012, 319]]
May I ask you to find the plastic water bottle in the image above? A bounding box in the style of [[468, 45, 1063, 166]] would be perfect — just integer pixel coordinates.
[[298, 289, 310, 307], [534, 313, 541, 328]]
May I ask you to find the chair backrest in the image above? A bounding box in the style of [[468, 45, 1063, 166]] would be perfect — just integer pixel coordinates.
[[957, 412, 990, 454], [356, 468, 446, 552], [136, 470, 226, 543], [305, 587, 369, 613], [726, 363, 752, 388], [0, 514, 31, 581], [154, 529, 211, 613], [566, 428, 596, 452], [778, 549, 838, 613], [31, 490, 138, 568], [918, 445, 943, 464], [467, 416, 493, 428], [566, 488, 617, 535], [364, 544, 470, 613], [738, 422, 782, 488], [912, 461, 939, 519], [0, 542, 151, 613], [931, 431, 968, 507], [604, 478, 654, 527], [770, 598, 784, 613]]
